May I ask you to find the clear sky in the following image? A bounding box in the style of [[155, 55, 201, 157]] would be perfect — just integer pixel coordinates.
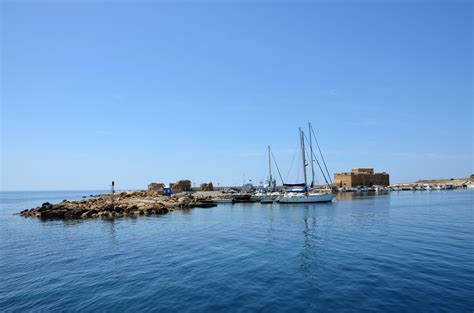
[[1, 0, 472, 191]]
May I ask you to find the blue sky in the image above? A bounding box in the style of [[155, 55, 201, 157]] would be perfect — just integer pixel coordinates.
[[1, 0, 472, 191]]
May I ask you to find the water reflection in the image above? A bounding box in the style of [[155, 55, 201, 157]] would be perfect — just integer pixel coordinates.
[[345, 194, 391, 230], [298, 208, 321, 281], [102, 218, 118, 243], [266, 207, 275, 245], [337, 191, 390, 201]]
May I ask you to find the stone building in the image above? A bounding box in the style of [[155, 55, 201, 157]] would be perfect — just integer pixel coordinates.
[[200, 182, 214, 191], [334, 168, 390, 188], [170, 180, 192, 192], [148, 182, 165, 192]]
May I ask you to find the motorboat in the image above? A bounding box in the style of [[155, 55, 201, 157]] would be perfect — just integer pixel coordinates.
[[423, 184, 433, 191]]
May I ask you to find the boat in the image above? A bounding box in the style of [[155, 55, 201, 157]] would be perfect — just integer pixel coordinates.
[[250, 191, 265, 202], [212, 198, 234, 204], [260, 197, 276, 204], [278, 191, 335, 203], [253, 191, 280, 203], [423, 184, 433, 191], [252, 146, 281, 203], [260, 191, 280, 203], [232, 194, 253, 203], [194, 202, 218, 208], [277, 125, 335, 204]]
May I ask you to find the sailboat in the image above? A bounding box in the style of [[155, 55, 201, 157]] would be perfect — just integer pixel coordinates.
[[277, 125, 335, 203], [254, 146, 280, 203]]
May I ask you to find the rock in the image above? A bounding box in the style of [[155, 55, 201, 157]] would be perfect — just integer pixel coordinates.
[[64, 208, 87, 219], [81, 212, 91, 219], [164, 202, 176, 209], [52, 204, 65, 211], [37, 202, 53, 212], [113, 207, 124, 213], [19, 188, 195, 220], [178, 196, 192, 205], [40, 209, 68, 219]]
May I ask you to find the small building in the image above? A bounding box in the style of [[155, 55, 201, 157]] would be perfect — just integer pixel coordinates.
[[170, 180, 192, 192], [200, 182, 214, 191], [334, 168, 390, 188], [148, 182, 165, 192]]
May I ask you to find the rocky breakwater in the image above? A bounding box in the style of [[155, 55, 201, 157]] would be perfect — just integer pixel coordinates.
[[19, 190, 215, 220]]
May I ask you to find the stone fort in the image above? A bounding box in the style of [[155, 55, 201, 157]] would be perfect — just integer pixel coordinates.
[[334, 168, 390, 188]]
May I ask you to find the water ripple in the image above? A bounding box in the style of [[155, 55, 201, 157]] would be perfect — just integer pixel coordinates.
[[1, 190, 473, 312]]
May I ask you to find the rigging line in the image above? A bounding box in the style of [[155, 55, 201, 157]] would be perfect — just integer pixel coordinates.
[[314, 173, 320, 186], [303, 133, 330, 186], [310, 125, 333, 184], [305, 149, 314, 188], [303, 140, 313, 185], [285, 142, 299, 182], [270, 149, 285, 185]]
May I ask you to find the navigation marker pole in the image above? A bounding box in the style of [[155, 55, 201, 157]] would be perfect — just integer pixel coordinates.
[[111, 180, 115, 210]]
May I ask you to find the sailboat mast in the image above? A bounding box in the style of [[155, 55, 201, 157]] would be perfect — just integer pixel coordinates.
[[268, 146, 272, 183], [299, 128, 308, 188], [309, 123, 315, 188]]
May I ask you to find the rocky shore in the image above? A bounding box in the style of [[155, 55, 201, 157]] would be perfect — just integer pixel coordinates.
[[19, 190, 216, 220]]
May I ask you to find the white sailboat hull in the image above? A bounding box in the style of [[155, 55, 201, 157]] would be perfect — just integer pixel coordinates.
[[277, 193, 335, 203], [251, 193, 280, 203]]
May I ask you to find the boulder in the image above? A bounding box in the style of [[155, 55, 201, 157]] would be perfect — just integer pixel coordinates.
[[37, 202, 53, 212], [40, 209, 68, 219], [81, 212, 91, 219], [178, 196, 192, 205], [64, 208, 88, 219]]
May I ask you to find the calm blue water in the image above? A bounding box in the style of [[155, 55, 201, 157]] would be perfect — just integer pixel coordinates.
[[1, 190, 473, 312]]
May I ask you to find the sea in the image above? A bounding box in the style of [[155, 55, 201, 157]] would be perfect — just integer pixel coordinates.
[[1, 190, 473, 312]]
